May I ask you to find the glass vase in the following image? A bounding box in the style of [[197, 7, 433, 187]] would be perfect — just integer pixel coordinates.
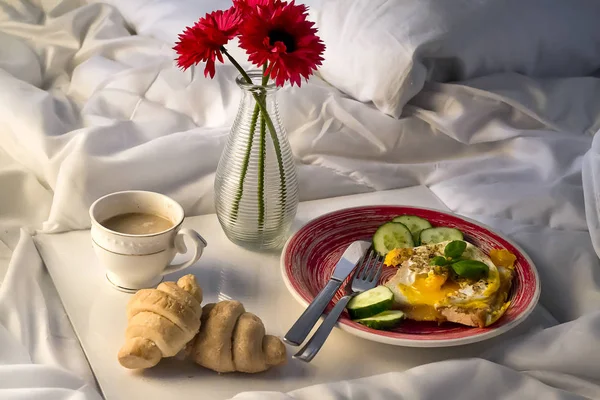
[[214, 71, 299, 250]]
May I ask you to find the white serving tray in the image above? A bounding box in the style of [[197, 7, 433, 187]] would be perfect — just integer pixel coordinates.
[[34, 186, 546, 400]]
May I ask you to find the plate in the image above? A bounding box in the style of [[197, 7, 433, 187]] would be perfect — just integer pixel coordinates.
[[280, 205, 541, 347]]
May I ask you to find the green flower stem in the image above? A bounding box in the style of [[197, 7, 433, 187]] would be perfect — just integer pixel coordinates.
[[222, 47, 256, 220], [221, 47, 288, 225], [257, 100, 287, 223], [255, 65, 287, 222], [230, 102, 260, 220], [257, 111, 266, 227], [222, 47, 253, 84], [256, 64, 269, 228]]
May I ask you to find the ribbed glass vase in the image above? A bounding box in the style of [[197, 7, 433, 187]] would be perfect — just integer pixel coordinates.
[[214, 71, 299, 250]]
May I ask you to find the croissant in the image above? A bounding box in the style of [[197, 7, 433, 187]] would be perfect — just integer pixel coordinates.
[[118, 274, 203, 369], [189, 300, 287, 373]]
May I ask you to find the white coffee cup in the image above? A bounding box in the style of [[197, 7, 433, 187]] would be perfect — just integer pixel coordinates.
[[89, 190, 207, 292]]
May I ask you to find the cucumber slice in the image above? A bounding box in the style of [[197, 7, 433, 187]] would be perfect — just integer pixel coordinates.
[[347, 286, 394, 320], [392, 216, 431, 247], [355, 310, 406, 330], [412, 231, 422, 246], [392, 215, 432, 234], [372, 222, 414, 256], [419, 227, 464, 245]]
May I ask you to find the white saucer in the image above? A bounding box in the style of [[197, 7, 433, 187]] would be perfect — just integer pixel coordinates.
[[105, 274, 163, 293]]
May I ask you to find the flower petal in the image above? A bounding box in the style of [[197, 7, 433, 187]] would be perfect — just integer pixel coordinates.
[[173, 6, 243, 73], [237, 0, 325, 87]]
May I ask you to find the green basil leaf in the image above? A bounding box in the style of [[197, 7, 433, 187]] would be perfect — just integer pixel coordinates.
[[429, 256, 449, 266], [444, 240, 467, 259], [451, 260, 489, 280]]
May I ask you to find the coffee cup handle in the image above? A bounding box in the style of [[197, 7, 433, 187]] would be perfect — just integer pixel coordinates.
[[162, 228, 207, 276]]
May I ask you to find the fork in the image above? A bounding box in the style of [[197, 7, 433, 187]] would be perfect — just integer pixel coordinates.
[[293, 250, 384, 362]]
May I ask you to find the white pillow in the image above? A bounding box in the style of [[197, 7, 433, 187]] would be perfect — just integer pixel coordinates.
[[316, 0, 600, 118], [87, 0, 230, 44]]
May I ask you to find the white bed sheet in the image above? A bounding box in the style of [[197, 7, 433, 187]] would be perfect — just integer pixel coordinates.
[[0, 147, 52, 283], [1, 0, 600, 399]]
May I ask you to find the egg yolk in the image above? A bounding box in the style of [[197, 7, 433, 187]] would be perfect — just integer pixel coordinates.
[[490, 249, 516, 268], [398, 272, 460, 321], [384, 248, 413, 267]]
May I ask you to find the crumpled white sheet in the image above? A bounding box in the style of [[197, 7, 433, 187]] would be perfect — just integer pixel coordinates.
[[1, 0, 600, 399], [582, 133, 600, 259], [0, 147, 52, 283], [0, 231, 100, 399]]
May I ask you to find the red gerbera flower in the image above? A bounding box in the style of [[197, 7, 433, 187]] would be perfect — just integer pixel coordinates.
[[173, 7, 243, 78], [238, 0, 325, 87], [233, 0, 276, 14]]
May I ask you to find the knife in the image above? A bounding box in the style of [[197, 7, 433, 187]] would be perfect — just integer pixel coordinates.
[[284, 240, 371, 346]]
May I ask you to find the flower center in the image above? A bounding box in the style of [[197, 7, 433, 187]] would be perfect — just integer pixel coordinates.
[[268, 29, 296, 52]]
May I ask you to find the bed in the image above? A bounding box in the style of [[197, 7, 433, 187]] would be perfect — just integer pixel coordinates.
[[1, 0, 600, 398]]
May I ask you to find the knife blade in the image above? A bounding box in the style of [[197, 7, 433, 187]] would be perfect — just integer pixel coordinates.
[[284, 240, 371, 346]]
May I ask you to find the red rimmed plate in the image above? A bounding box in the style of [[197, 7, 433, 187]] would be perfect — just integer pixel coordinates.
[[280, 206, 540, 347]]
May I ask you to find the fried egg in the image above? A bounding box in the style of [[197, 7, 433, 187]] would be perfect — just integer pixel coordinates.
[[384, 241, 514, 327]]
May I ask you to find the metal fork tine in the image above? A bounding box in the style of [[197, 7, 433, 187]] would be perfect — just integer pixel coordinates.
[[370, 255, 384, 282], [361, 251, 378, 281], [366, 251, 378, 279], [357, 250, 374, 280], [366, 254, 382, 281]]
